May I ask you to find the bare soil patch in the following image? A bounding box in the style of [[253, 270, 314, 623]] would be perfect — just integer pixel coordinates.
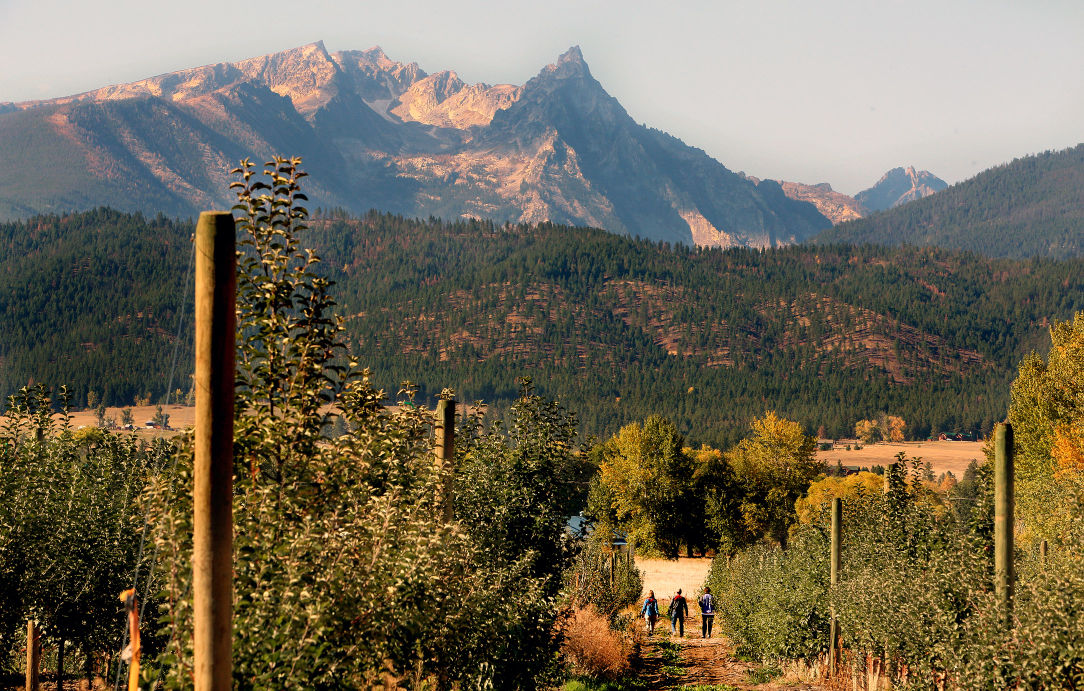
[[818, 440, 985, 478]]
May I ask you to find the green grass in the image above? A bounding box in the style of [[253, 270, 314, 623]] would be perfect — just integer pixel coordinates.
[[745, 663, 782, 684], [562, 677, 649, 691]]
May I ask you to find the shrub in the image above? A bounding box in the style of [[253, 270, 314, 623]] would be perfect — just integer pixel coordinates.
[[0, 384, 171, 676], [562, 607, 632, 680], [706, 529, 829, 662], [566, 533, 643, 620], [713, 452, 1084, 687]]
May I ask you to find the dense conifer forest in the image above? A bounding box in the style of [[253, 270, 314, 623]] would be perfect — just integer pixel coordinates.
[[2, 208, 1082, 447], [816, 144, 1084, 258]]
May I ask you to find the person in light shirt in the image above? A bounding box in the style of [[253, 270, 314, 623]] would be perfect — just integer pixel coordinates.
[[699, 586, 715, 638]]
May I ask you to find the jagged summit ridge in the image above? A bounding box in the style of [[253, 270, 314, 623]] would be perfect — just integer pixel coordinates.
[[0, 42, 833, 247]]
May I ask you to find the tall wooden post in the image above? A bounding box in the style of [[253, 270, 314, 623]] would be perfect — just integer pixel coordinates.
[[25, 619, 40, 691], [193, 211, 236, 691], [435, 398, 456, 523], [1039, 539, 1048, 565], [120, 589, 141, 691], [828, 497, 842, 674], [994, 422, 1015, 628]]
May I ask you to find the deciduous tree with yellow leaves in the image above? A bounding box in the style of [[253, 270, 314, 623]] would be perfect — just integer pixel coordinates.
[[1009, 311, 1084, 547], [854, 413, 906, 443], [725, 412, 821, 548]]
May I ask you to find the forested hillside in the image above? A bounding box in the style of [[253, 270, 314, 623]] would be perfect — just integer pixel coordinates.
[[0, 208, 191, 406], [815, 145, 1084, 258], [2, 208, 1082, 447]]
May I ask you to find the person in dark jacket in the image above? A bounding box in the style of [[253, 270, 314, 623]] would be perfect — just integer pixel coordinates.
[[668, 588, 689, 637], [641, 590, 660, 634], [699, 586, 716, 638]]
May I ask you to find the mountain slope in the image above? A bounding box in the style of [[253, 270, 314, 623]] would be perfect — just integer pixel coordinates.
[[0, 43, 829, 247], [778, 181, 867, 224], [856, 166, 947, 211], [4, 208, 1082, 447], [817, 146, 1084, 258]]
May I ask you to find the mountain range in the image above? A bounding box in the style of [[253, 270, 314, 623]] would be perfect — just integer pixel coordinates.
[[0, 42, 839, 247]]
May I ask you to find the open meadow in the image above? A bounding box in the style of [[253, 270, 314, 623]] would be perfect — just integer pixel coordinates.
[[636, 557, 713, 602], [1, 405, 194, 439], [818, 439, 985, 478]]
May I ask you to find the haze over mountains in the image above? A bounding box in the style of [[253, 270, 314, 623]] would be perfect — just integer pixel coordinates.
[[0, 42, 835, 247]]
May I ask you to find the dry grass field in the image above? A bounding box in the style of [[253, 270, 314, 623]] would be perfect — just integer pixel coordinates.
[[818, 440, 986, 478], [2, 404, 195, 439], [636, 557, 713, 601]]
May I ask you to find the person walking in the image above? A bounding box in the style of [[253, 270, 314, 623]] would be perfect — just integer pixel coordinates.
[[699, 586, 716, 638], [668, 588, 689, 637], [641, 590, 660, 634]]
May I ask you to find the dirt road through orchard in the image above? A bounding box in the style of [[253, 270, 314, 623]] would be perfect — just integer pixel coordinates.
[[637, 624, 824, 690]]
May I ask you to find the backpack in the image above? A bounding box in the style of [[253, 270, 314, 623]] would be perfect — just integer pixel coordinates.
[[670, 595, 685, 618], [700, 593, 714, 614]]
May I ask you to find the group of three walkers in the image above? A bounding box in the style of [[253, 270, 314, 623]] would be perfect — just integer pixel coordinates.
[[639, 586, 715, 638]]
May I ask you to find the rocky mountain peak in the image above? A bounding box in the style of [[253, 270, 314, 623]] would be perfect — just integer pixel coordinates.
[[231, 41, 341, 115], [856, 166, 948, 212], [545, 45, 591, 79], [333, 47, 426, 104], [354, 46, 396, 69], [559, 45, 585, 65], [0, 41, 836, 249], [778, 180, 867, 224], [428, 70, 467, 99], [390, 68, 522, 129]]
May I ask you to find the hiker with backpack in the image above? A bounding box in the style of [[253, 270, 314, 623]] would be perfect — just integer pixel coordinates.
[[699, 586, 715, 638], [668, 588, 689, 637], [641, 590, 660, 634]]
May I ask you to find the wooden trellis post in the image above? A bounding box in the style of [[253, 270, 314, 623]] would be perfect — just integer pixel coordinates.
[[994, 422, 1015, 627], [435, 398, 456, 523], [828, 497, 842, 675], [193, 211, 236, 690], [25, 619, 40, 691], [119, 588, 140, 691]]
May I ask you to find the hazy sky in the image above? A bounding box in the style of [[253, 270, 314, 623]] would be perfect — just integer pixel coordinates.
[[2, 0, 1081, 194]]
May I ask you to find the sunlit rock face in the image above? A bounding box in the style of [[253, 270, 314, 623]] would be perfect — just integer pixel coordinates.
[[0, 42, 832, 246]]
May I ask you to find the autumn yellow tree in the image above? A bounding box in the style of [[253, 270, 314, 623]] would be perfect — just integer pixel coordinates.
[[590, 416, 698, 557], [854, 413, 906, 443], [1008, 311, 1084, 546], [725, 412, 820, 548], [855, 419, 878, 443], [794, 472, 885, 525]]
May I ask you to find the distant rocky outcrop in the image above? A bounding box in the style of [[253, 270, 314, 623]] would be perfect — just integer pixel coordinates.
[[778, 181, 867, 224], [0, 42, 831, 247], [856, 166, 947, 212]]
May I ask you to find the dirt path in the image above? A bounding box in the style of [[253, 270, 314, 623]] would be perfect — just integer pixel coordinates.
[[636, 617, 824, 690]]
